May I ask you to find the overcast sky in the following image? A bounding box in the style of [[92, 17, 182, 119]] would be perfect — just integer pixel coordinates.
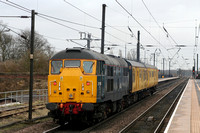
[[1, 0, 200, 70]]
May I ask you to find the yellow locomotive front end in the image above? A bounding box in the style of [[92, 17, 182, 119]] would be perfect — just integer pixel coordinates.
[[47, 58, 97, 118], [48, 59, 97, 103]]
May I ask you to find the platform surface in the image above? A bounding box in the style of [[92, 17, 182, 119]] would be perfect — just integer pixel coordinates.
[[164, 79, 200, 133], [158, 77, 178, 82]]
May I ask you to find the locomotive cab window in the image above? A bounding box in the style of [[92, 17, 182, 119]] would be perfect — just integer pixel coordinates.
[[51, 60, 63, 74], [83, 61, 94, 73], [64, 60, 80, 67]]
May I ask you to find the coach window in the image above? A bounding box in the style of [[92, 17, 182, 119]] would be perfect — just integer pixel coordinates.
[[146, 71, 148, 81], [83, 61, 94, 73], [107, 66, 110, 76], [111, 67, 113, 76], [51, 60, 63, 74], [114, 67, 116, 76], [132, 70, 135, 82]]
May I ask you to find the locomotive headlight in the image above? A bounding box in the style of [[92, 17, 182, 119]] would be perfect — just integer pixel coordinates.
[[54, 90, 57, 93], [59, 103, 63, 108], [86, 90, 90, 94]]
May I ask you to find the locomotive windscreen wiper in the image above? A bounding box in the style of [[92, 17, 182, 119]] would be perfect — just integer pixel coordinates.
[[89, 62, 94, 72]]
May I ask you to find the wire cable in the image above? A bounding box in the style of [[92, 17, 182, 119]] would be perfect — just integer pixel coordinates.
[[115, 0, 167, 51], [105, 31, 128, 43], [37, 13, 100, 29], [1, 0, 96, 32], [63, 0, 135, 38], [37, 15, 81, 32], [141, 0, 179, 49], [0, 23, 27, 39], [0, 0, 30, 13], [6, 0, 31, 12]]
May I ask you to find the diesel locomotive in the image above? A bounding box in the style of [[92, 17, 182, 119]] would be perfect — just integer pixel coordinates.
[[46, 47, 158, 124]]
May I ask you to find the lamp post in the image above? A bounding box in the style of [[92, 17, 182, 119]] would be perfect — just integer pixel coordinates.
[[169, 58, 171, 77]]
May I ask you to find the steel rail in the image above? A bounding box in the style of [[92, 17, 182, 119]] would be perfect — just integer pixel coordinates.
[[154, 79, 188, 132], [0, 105, 45, 119], [81, 78, 182, 133], [119, 78, 187, 133], [0, 115, 48, 129]]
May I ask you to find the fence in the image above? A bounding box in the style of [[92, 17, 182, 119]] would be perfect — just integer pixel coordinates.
[[0, 89, 48, 106]]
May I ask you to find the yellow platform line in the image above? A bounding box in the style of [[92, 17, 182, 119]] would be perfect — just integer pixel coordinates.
[[195, 80, 200, 91]]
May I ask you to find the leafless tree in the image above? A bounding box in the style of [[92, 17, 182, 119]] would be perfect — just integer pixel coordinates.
[[0, 25, 54, 73], [0, 23, 15, 61], [15, 30, 54, 58]]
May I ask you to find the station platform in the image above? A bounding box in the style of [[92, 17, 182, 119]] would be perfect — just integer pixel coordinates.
[[164, 79, 200, 133], [158, 77, 178, 83]]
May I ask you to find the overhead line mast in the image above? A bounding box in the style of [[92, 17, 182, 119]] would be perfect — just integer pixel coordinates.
[[101, 4, 106, 54]]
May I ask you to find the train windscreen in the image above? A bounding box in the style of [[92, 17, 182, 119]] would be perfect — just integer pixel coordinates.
[[83, 61, 94, 73], [64, 60, 80, 67], [51, 60, 63, 74]]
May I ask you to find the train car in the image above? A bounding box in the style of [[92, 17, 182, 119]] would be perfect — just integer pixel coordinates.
[[126, 60, 158, 102], [46, 47, 158, 124]]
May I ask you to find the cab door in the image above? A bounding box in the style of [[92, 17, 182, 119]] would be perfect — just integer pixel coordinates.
[[96, 61, 105, 102]]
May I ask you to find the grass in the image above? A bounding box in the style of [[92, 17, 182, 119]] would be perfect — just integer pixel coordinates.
[[0, 117, 53, 133], [0, 106, 49, 127]]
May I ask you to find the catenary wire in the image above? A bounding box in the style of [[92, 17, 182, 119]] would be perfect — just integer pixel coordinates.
[[37, 13, 100, 29], [63, 0, 136, 39]]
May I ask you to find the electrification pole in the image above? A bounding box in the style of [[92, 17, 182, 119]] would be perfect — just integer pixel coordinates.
[[169, 59, 171, 77], [29, 10, 35, 121], [194, 59, 196, 78], [197, 54, 199, 75], [137, 31, 140, 62], [153, 53, 155, 66], [87, 33, 91, 49], [163, 58, 165, 77], [101, 4, 106, 54], [125, 44, 126, 58]]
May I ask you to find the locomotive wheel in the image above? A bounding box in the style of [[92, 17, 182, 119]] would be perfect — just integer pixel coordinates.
[[102, 111, 107, 120], [117, 102, 123, 112], [59, 117, 66, 126]]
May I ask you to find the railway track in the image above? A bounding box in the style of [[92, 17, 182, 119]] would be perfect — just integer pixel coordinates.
[[119, 78, 188, 133], [0, 104, 46, 119], [43, 78, 185, 133], [0, 103, 49, 131], [80, 78, 186, 133]]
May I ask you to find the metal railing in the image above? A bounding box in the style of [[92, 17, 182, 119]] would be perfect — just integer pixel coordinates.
[[0, 89, 48, 106]]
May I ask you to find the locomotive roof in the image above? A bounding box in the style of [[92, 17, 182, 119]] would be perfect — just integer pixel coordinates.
[[126, 60, 145, 68], [51, 48, 128, 67], [126, 59, 157, 69], [144, 64, 157, 69]]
